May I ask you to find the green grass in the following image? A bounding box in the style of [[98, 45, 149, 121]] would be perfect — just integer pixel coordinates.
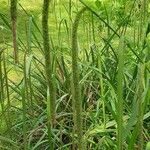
[[0, 0, 150, 149]]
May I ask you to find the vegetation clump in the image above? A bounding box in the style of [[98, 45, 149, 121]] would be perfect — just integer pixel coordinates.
[[0, 0, 149, 149]]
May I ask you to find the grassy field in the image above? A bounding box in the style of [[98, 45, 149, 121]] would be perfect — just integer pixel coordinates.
[[0, 0, 150, 150]]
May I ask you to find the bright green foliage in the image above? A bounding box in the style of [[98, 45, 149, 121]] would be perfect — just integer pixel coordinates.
[[146, 142, 150, 150], [0, 0, 149, 149]]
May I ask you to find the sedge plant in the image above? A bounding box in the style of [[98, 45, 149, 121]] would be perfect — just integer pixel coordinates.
[[71, 7, 87, 150], [42, 0, 56, 149]]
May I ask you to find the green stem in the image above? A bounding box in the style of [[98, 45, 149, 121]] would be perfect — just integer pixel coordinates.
[[137, 64, 145, 150], [117, 37, 124, 150], [22, 53, 28, 150], [42, 0, 56, 149], [71, 7, 87, 150], [3, 52, 12, 138]]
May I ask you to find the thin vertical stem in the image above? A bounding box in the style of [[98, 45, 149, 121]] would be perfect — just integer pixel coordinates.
[[137, 64, 145, 150], [22, 53, 27, 150], [10, 0, 18, 63], [0, 49, 6, 132], [3, 51, 12, 138], [71, 7, 87, 150], [117, 37, 124, 150], [42, 0, 56, 149]]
